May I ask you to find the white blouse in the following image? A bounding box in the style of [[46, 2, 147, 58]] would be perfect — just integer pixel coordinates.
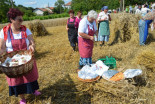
[[0, 28, 32, 52], [78, 16, 97, 37], [98, 11, 109, 21]]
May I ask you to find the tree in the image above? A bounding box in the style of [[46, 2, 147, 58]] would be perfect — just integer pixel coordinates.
[[0, 0, 35, 23], [43, 11, 49, 16], [71, 0, 119, 12], [16, 5, 35, 17], [54, 0, 65, 14], [0, 0, 13, 23]]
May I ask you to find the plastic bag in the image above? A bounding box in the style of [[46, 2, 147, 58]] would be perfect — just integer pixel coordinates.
[[78, 65, 98, 79], [102, 70, 119, 80], [95, 60, 109, 76], [123, 69, 142, 78]]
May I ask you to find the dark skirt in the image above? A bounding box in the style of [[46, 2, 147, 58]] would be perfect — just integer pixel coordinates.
[[68, 28, 78, 47], [9, 80, 39, 97]]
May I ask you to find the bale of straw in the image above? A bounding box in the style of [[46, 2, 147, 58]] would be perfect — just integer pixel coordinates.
[[135, 50, 155, 71], [27, 20, 48, 36], [69, 74, 138, 102], [108, 13, 141, 45]]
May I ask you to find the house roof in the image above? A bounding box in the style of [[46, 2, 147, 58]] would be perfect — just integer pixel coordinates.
[[35, 8, 53, 14], [37, 8, 47, 12], [48, 7, 54, 10], [65, 2, 71, 6]]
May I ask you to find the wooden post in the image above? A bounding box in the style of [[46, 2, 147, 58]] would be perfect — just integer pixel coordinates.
[[10, 0, 14, 8], [123, 0, 124, 12], [120, 0, 123, 11]]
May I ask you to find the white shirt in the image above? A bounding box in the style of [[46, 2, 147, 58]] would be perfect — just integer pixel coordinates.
[[141, 8, 151, 16], [135, 9, 141, 14], [98, 11, 109, 21], [0, 28, 32, 52], [78, 16, 97, 37]]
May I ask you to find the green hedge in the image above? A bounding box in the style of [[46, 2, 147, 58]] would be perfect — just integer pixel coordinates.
[[23, 13, 69, 21]]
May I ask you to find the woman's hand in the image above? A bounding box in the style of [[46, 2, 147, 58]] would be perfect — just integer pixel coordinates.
[[89, 36, 94, 41], [29, 45, 35, 53], [66, 28, 69, 31]]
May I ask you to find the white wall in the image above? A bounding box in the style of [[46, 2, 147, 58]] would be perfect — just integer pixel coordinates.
[[33, 9, 44, 16], [45, 8, 53, 12], [65, 6, 71, 9]]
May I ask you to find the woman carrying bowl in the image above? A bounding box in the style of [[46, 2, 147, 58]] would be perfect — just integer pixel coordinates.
[[0, 8, 41, 104]]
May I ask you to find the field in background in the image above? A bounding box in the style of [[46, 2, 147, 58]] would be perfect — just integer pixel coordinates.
[[0, 13, 155, 104]]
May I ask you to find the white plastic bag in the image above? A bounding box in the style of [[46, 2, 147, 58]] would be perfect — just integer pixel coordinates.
[[78, 65, 98, 79], [95, 60, 109, 76], [123, 69, 142, 78]]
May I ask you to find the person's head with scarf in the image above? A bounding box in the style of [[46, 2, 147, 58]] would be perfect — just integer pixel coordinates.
[[103, 6, 108, 13], [101, 7, 104, 12], [87, 10, 98, 23]]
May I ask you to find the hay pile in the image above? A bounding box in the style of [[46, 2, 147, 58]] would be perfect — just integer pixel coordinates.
[[109, 13, 141, 45], [135, 50, 155, 72], [27, 21, 48, 36], [42, 73, 139, 104]]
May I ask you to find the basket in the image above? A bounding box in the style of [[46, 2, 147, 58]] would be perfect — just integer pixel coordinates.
[[77, 69, 101, 82], [98, 56, 117, 69], [0, 50, 34, 78], [78, 76, 101, 82]]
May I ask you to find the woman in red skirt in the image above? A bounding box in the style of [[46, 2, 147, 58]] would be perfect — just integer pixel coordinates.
[[0, 8, 41, 104]]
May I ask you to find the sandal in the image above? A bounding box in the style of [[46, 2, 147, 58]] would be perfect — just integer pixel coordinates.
[[33, 90, 41, 96], [20, 99, 26, 104]]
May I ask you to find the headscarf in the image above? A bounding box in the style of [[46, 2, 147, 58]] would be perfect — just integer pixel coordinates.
[[101, 7, 104, 11], [104, 6, 108, 10]]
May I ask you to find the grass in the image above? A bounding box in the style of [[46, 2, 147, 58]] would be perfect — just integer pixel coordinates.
[[0, 13, 155, 104]]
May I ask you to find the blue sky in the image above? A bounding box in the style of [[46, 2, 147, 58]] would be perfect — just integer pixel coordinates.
[[14, 0, 71, 8]]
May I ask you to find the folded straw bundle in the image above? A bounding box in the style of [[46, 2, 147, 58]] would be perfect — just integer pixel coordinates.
[[136, 50, 155, 72], [27, 20, 48, 36]]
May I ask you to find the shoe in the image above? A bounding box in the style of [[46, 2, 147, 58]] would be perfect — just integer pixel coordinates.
[[73, 47, 76, 51], [78, 65, 83, 69], [100, 44, 103, 47], [20, 99, 26, 104], [33, 90, 41, 96]]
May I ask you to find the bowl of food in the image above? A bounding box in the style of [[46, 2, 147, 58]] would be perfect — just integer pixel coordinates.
[[0, 50, 34, 78]]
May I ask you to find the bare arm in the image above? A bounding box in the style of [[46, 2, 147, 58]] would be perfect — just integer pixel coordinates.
[[143, 12, 154, 20], [0, 38, 6, 55], [98, 17, 107, 22], [66, 25, 69, 31], [27, 35, 35, 52], [79, 32, 94, 41], [95, 30, 98, 37], [108, 14, 111, 21]]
